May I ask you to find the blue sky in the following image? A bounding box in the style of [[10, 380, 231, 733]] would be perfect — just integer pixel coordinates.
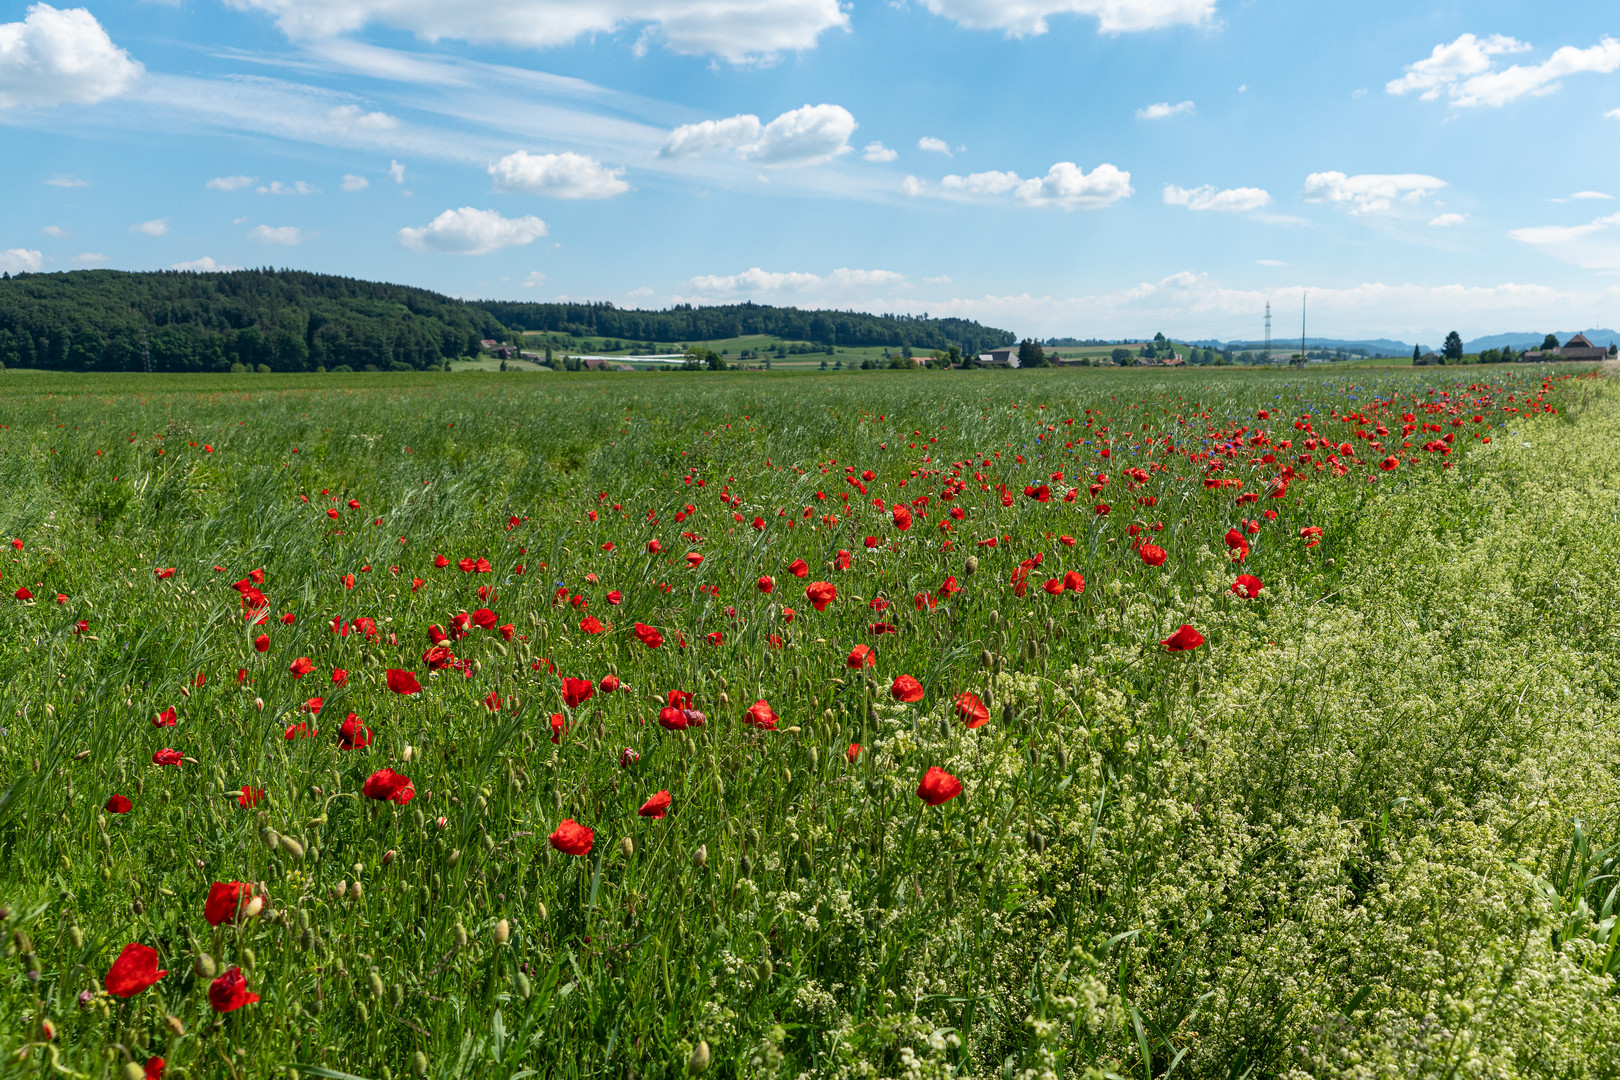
[[3, 0, 1619, 341]]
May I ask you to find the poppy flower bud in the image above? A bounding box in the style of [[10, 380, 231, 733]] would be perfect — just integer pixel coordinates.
[[195, 953, 217, 979], [350, 881, 362, 901], [413, 1051, 430, 1077], [454, 923, 469, 949], [692, 844, 708, 869], [536, 902, 548, 922], [620, 836, 635, 858], [964, 556, 979, 575], [166, 1014, 184, 1036], [494, 919, 511, 946], [687, 1040, 711, 1076], [403, 745, 415, 762], [515, 971, 532, 999], [383, 849, 396, 867], [254, 698, 264, 711], [279, 835, 305, 861], [124, 1062, 146, 1080], [448, 849, 461, 867]]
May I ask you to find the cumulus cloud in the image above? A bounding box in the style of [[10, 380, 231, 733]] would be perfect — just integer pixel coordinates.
[[1428, 213, 1468, 227], [1387, 33, 1620, 107], [258, 180, 319, 195], [1137, 100, 1194, 120], [520, 270, 546, 288], [249, 224, 304, 245], [908, 162, 1132, 209], [918, 0, 1214, 35], [389, 160, 406, 184], [488, 151, 630, 199], [1509, 212, 1620, 269], [1303, 171, 1446, 215], [862, 141, 897, 162], [341, 174, 369, 191], [687, 266, 905, 293], [1163, 183, 1271, 212], [220, 0, 848, 64], [207, 175, 257, 191], [130, 219, 169, 236], [0, 4, 143, 109], [398, 207, 547, 255], [328, 103, 398, 131], [40, 225, 64, 238], [172, 256, 239, 271], [661, 104, 855, 166], [918, 136, 953, 155], [0, 248, 44, 273]]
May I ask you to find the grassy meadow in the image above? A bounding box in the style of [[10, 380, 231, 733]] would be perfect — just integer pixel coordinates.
[[3, 365, 1620, 1080]]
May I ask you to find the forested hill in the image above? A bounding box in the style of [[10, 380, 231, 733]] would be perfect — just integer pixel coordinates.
[[473, 300, 1015, 355], [0, 269, 1015, 373]]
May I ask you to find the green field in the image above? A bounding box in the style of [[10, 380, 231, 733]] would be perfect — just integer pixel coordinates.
[[2, 365, 1618, 1080]]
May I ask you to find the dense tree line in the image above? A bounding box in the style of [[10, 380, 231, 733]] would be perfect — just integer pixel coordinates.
[[0, 269, 505, 373], [0, 271, 1015, 372], [473, 300, 1014, 354]]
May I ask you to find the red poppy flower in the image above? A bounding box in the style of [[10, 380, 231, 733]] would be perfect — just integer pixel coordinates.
[[302, 696, 323, 715], [757, 575, 775, 594], [13, 587, 32, 601], [362, 768, 415, 804], [561, 677, 595, 708], [330, 667, 348, 687], [634, 622, 664, 649], [484, 690, 502, 712], [846, 742, 861, 763], [1231, 574, 1264, 599], [954, 692, 989, 729], [337, 713, 371, 750], [891, 504, 913, 531], [104, 943, 168, 998], [1162, 624, 1205, 652], [745, 700, 779, 730], [472, 607, 497, 630], [253, 634, 269, 652], [1224, 529, 1250, 563], [385, 668, 422, 695], [657, 706, 689, 730], [284, 722, 315, 740], [579, 615, 606, 634], [549, 818, 593, 855], [549, 713, 567, 743], [204, 881, 261, 926], [685, 552, 704, 569], [423, 645, 454, 670], [605, 591, 622, 605], [1041, 578, 1065, 596], [890, 675, 925, 703], [1062, 570, 1085, 593], [706, 631, 723, 646], [846, 644, 876, 669], [208, 967, 259, 1013], [668, 689, 694, 709], [805, 581, 837, 612], [144, 1057, 164, 1080], [152, 707, 177, 728], [154, 568, 175, 580], [868, 622, 897, 635], [105, 794, 132, 813], [638, 790, 672, 819], [288, 657, 314, 678], [279, 612, 295, 625], [152, 749, 183, 768], [1139, 544, 1167, 567], [238, 785, 265, 808], [788, 558, 810, 578], [917, 767, 962, 806], [600, 674, 620, 693], [647, 539, 663, 554]]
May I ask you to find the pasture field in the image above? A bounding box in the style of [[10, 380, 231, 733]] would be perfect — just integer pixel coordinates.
[[3, 366, 1620, 1080]]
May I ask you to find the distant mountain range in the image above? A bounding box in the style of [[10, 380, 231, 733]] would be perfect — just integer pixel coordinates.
[[1187, 330, 1620, 358]]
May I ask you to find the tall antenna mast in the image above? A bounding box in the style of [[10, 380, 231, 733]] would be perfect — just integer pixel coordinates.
[[1264, 302, 1272, 364], [1301, 290, 1307, 364]]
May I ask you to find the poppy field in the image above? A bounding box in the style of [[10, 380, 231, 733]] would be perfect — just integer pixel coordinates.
[[3, 366, 1620, 1080]]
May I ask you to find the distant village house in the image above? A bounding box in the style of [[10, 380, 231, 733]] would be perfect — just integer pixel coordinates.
[[1520, 333, 1610, 362]]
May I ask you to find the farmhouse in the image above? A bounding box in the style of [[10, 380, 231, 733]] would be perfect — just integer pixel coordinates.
[[977, 348, 1018, 367], [1520, 333, 1610, 362]]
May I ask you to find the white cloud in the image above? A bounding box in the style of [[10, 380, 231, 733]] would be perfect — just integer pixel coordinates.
[[661, 103, 855, 166], [862, 141, 897, 163], [249, 224, 304, 245], [908, 162, 1132, 209], [398, 207, 547, 254], [257, 180, 319, 195], [130, 218, 169, 236], [40, 224, 64, 238], [520, 270, 546, 288], [206, 175, 257, 191], [1303, 171, 1447, 215], [1509, 212, 1620, 269], [0, 249, 44, 273], [172, 256, 239, 271], [1256, 259, 1290, 266], [0, 4, 143, 109], [918, 0, 1214, 35], [1137, 100, 1194, 120], [44, 175, 90, 187], [328, 103, 398, 131], [488, 151, 630, 199], [341, 173, 369, 191], [69, 252, 106, 266], [1609, 108, 1620, 120], [1428, 213, 1468, 227], [1163, 183, 1271, 212], [687, 266, 905, 293], [389, 160, 406, 184], [918, 135, 953, 155], [221, 0, 849, 64], [1571, 191, 1613, 200], [1387, 33, 1620, 107]]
